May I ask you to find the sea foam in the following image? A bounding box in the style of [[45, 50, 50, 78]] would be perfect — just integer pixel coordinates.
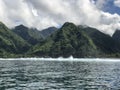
[[0, 56, 120, 62]]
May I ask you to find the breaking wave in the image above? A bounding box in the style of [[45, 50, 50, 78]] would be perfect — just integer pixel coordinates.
[[0, 56, 120, 62]]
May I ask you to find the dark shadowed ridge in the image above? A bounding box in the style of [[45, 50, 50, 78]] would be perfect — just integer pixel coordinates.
[[40, 27, 58, 38], [29, 22, 120, 58], [30, 22, 98, 58], [79, 26, 120, 54], [1, 21, 120, 58], [13, 25, 43, 45], [112, 30, 120, 42], [0, 22, 30, 57], [13, 25, 58, 45]]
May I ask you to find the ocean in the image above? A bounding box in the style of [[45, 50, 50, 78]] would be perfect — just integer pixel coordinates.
[[0, 58, 120, 90]]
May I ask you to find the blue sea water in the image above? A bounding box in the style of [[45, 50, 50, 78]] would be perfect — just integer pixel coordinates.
[[0, 58, 120, 90]]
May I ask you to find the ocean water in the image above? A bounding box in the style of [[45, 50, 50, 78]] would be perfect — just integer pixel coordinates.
[[0, 58, 120, 90]]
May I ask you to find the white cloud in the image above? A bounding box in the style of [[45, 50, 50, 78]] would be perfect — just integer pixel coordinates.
[[114, 0, 120, 8], [95, 0, 106, 9], [97, 12, 120, 34], [0, 0, 120, 35]]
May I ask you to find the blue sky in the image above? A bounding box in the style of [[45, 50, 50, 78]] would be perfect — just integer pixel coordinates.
[[0, 0, 120, 35], [96, 0, 120, 15]]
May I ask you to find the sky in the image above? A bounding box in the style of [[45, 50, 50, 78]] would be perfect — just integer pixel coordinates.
[[0, 0, 120, 35]]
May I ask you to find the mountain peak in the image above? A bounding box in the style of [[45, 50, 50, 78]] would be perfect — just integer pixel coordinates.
[[114, 29, 120, 34], [112, 29, 120, 42], [0, 21, 4, 25], [15, 24, 28, 30], [18, 24, 25, 27], [60, 22, 77, 32], [62, 22, 76, 28], [0, 21, 9, 31]]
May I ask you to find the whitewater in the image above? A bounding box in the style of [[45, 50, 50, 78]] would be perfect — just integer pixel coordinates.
[[0, 56, 120, 62]]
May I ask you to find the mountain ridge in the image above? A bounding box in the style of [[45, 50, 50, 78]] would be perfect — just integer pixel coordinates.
[[12, 25, 43, 45], [0, 21, 120, 58], [112, 30, 120, 42], [0, 22, 30, 57], [30, 22, 119, 58]]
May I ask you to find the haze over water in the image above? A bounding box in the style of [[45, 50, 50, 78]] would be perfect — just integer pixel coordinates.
[[0, 58, 120, 90]]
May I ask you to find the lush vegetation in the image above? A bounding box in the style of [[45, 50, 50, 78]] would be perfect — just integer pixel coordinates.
[[0, 22, 30, 57], [40, 27, 58, 38], [1, 21, 120, 58], [30, 22, 120, 58], [79, 26, 120, 54], [12, 25, 43, 45], [112, 30, 120, 42]]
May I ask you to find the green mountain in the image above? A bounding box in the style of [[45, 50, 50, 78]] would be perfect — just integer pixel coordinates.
[[0, 22, 30, 57], [12, 25, 43, 45], [29, 22, 120, 58], [0, 21, 120, 58], [112, 30, 120, 42], [79, 26, 120, 54], [40, 27, 58, 38], [30, 22, 98, 58]]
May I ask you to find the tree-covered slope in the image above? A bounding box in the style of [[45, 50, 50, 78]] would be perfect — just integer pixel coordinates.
[[30, 22, 98, 58], [0, 21, 120, 58], [13, 25, 43, 45], [79, 26, 120, 54], [0, 22, 30, 57], [112, 30, 120, 42], [40, 27, 58, 38]]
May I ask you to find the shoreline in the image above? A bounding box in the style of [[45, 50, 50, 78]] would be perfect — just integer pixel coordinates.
[[0, 57, 120, 62]]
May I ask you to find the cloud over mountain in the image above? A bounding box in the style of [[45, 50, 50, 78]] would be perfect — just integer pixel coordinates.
[[0, 0, 120, 35]]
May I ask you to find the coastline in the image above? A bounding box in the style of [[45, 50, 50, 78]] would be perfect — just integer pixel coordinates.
[[0, 57, 120, 62]]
